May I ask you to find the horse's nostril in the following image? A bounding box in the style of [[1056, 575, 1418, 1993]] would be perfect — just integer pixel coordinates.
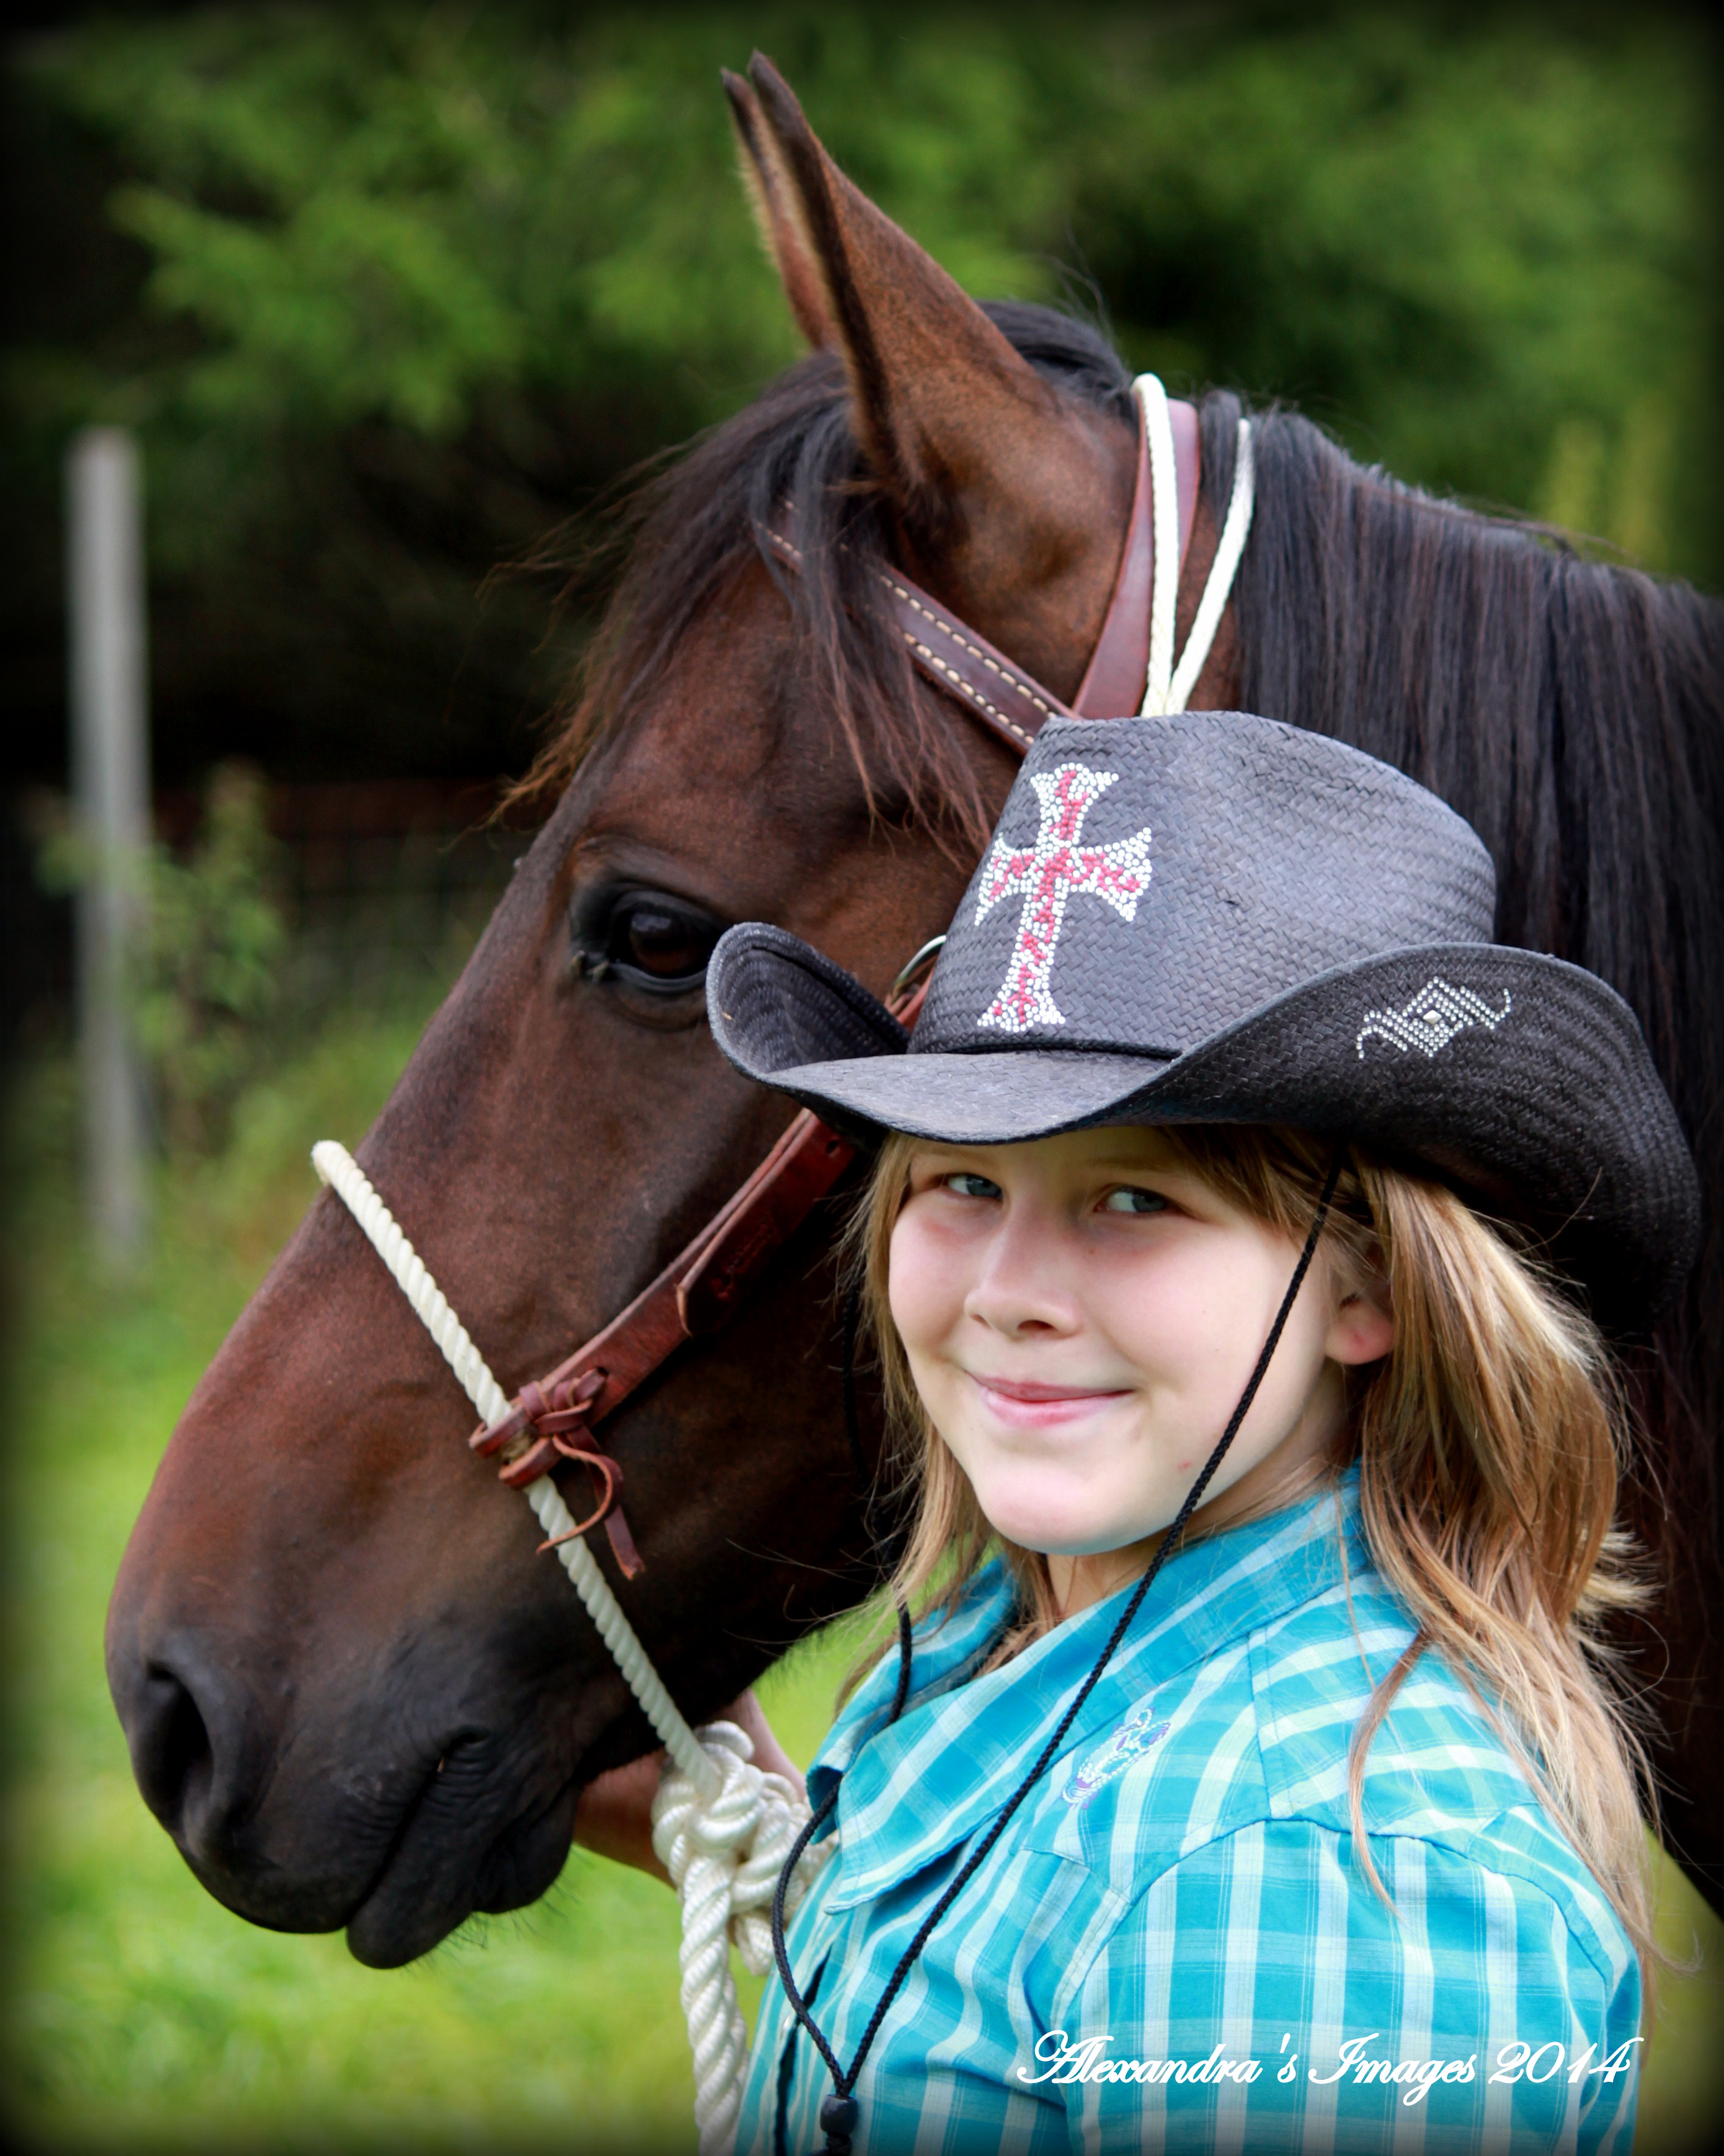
[[133, 1665, 214, 1836]]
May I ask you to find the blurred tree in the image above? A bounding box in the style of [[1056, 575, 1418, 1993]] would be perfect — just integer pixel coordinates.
[[132, 760, 286, 1156], [31, 758, 287, 1151], [1, 2, 1715, 792]]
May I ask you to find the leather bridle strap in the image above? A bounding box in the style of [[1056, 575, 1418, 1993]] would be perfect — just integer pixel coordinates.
[[760, 521, 1071, 754], [1076, 388, 1198, 718], [762, 388, 1200, 754], [469, 1100, 858, 1577], [471, 379, 1249, 1572]]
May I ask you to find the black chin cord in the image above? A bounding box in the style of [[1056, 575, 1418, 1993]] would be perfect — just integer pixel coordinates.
[[773, 1148, 1345, 2156]]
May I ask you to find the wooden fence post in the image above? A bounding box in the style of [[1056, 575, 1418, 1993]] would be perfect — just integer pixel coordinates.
[[67, 426, 150, 1260]]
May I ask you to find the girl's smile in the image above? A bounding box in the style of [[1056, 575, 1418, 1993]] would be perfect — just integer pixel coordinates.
[[965, 1374, 1133, 1424], [888, 1126, 1393, 1613]]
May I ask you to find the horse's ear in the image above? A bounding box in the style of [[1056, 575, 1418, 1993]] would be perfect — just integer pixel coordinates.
[[723, 69, 835, 350], [736, 51, 1126, 595]]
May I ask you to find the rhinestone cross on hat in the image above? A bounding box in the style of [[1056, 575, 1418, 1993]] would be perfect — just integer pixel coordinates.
[[975, 763, 1152, 1032]]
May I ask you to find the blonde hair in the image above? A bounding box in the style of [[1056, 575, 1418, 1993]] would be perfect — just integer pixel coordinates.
[[849, 1123, 1658, 1983]]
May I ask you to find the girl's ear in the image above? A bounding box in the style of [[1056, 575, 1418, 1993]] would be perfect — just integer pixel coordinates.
[[1326, 1280, 1395, 1368]]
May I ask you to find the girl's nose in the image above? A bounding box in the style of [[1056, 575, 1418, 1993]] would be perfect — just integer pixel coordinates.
[[962, 1214, 1080, 1337]]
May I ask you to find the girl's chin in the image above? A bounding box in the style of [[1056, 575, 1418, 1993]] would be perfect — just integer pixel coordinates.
[[974, 1483, 1168, 1559]]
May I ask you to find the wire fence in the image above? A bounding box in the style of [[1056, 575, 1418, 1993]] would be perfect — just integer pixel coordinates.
[[184, 778, 520, 1015], [2, 777, 527, 1061]]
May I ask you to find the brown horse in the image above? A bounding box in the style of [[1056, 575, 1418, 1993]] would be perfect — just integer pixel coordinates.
[[107, 58, 1724, 1973]]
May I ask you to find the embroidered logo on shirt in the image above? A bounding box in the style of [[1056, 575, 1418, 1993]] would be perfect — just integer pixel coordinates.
[[974, 763, 1152, 1032], [1355, 977, 1512, 1061], [1063, 1699, 1172, 1806]]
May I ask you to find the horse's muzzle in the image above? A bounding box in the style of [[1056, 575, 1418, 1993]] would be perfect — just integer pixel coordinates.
[[107, 1622, 357, 1931], [108, 1593, 590, 1962]]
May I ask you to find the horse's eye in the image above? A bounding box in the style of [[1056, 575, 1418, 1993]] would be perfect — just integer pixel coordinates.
[[577, 890, 720, 994], [618, 902, 706, 978]]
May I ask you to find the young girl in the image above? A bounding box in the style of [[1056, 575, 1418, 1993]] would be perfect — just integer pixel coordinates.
[[591, 710, 1697, 2154]]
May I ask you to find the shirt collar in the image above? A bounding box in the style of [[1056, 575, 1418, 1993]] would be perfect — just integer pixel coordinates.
[[809, 1562, 1017, 1788], [815, 1468, 1367, 1910]]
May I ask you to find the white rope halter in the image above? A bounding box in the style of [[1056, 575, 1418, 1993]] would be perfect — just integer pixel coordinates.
[[1134, 373, 1256, 717], [311, 1141, 827, 2155]]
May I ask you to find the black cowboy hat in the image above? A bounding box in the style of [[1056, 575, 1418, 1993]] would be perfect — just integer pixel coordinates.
[[707, 711, 1699, 1329]]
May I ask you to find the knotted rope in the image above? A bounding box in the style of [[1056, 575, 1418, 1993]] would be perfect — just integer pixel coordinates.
[[652, 1722, 833, 2148], [312, 1140, 827, 2155]]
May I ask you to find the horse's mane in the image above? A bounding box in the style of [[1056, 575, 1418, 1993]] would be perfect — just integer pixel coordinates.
[[1215, 390, 1724, 1546], [533, 301, 1723, 1531]]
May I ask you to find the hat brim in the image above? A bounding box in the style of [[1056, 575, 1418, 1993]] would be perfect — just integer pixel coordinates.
[[708, 925, 1699, 1329]]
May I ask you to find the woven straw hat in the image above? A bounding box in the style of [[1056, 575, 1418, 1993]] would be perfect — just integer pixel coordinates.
[[708, 711, 1698, 1326]]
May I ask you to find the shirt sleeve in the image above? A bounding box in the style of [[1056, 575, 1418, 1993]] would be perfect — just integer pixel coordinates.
[[1040, 1818, 1639, 2155]]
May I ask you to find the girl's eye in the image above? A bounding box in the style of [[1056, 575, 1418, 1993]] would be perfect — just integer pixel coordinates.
[[1102, 1187, 1169, 1215], [943, 1172, 1002, 1201]]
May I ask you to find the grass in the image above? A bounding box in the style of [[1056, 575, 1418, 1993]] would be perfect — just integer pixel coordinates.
[[3, 1012, 1722, 2151]]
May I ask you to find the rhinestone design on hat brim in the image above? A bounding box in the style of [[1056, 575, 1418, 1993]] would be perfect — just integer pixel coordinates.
[[1357, 978, 1513, 1061]]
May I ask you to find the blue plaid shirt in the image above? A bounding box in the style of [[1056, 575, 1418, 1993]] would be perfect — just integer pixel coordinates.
[[741, 1470, 1639, 2154]]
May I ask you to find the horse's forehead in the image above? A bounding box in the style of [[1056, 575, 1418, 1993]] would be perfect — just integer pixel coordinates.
[[580, 577, 861, 843]]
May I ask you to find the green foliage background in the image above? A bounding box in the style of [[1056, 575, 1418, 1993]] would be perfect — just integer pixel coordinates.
[[2, 2, 1717, 785]]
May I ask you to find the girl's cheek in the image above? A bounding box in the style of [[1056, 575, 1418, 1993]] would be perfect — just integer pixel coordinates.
[[1088, 1241, 1289, 1402], [1089, 1265, 1230, 1376], [888, 1206, 973, 1351]]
